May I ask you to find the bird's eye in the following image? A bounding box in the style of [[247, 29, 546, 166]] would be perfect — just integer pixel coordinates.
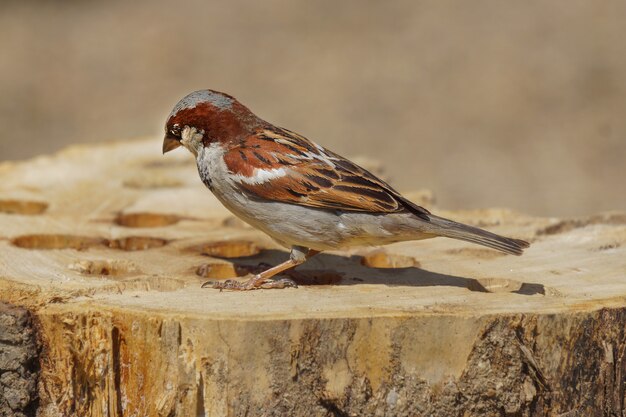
[[170, 124, 181, 137]]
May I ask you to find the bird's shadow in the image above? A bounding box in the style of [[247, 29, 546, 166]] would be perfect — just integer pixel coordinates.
[[232, 249, 544, 296]]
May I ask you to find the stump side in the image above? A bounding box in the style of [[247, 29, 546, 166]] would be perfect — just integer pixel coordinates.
[[0, 303, 39, 417]]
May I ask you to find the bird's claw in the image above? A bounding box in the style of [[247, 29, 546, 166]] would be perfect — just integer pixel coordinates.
[[201, 279, 251, 291], [201, 276, 298, 291], [260, 278, 298, 289]]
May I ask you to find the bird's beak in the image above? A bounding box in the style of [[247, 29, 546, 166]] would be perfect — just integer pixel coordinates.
[[162, 135, 181, 154]]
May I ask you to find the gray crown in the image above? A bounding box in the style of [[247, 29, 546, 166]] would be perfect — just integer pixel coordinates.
[[169, 90, 234, 119]]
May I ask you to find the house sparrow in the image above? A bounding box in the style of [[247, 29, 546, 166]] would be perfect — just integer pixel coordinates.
[[163, 89, 529, 290]]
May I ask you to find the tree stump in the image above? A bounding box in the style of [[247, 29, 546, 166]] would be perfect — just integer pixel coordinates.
[[0, 138, 625, 417]]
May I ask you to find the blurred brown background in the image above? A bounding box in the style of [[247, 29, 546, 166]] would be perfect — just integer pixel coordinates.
[[1, 0, 625, 216]]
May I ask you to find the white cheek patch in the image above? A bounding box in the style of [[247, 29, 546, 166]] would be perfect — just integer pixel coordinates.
[[181, 126, 204, 156], [232, 167, 287, 185]]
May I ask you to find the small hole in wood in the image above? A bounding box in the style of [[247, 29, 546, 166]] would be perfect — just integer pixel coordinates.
[[0, 200, 48, 215], [107, 237, 168, 251], [11, 234, 104, 250], [115, 213, 180, 228], [202, 240, 260, 258], [69, 260, 140, 276], [361, 251, 418, 269]]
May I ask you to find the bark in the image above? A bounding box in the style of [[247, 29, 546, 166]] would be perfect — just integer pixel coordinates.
[[0, 303, 39, 417]]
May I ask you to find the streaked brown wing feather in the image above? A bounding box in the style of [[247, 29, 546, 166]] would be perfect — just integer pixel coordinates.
[[224, 127, 429, 217]]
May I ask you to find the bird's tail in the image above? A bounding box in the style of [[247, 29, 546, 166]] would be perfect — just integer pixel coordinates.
[[424, 214, 529, 256]]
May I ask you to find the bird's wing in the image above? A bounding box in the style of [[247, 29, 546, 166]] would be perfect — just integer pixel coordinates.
[[223, 126, 430, 219]]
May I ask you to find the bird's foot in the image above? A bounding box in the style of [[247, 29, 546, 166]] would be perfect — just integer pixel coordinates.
[[201, 275, 297, 291], [259, 277, 298, 289]]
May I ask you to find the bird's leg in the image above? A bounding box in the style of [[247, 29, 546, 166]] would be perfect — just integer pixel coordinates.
[[202, 246, 319, 291]]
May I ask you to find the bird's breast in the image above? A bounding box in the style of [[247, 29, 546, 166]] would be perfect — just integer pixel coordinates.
[[196, 142, 231, 192]]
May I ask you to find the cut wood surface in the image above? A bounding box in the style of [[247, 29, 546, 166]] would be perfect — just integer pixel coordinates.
[[0, 138, 625, 416]]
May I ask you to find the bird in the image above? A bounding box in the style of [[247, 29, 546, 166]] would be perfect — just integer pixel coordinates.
[[163, 89, 529, 290]]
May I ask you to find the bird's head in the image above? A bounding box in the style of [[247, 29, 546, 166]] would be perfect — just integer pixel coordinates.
[[163, 89, 261, 156]]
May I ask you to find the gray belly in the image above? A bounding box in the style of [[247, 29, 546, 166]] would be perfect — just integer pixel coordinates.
[[213, 185, 431, 250]]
